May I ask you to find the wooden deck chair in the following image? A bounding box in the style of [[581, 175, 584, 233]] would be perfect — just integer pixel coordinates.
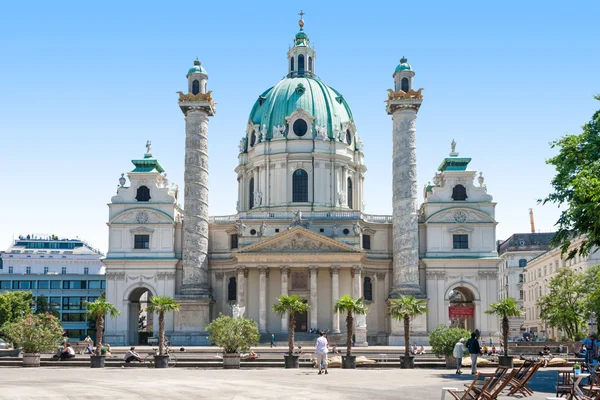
[[479, 369, 518, 400], [469, 367, 509, 398], [447, 372, 498, 400], [506, 361, 542, 396]]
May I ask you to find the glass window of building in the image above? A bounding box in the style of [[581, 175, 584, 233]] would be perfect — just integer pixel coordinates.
[[49, 297, 61, 310], [101, 281, 106, 289], [50, 281, 61, 289], [84, 267, 89, 275], [43, 266, 49, 274], [0, 281, 11, 289], [228, 277, 237, 301], [519, 259, 527, 267], [362, 234, 371, 250], [38, 281, 50, 289], [63, 281, 87, 290], [363, 277, 373, 301], [88, 281, 101, 289], [453, 234, 469, 249], [61, 267, 66, 275], [8, 267, 13, 274], [230, 234, 238, 249], [292, 169, 309, 202], [26, 267, 31, 274], [134, 235, 150, 249], [12, 281, 33, 289], [62, 313, 86, 322], [65, 329, 86, 339]]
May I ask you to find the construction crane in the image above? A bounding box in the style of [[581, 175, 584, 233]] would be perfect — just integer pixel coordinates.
[[529, 208, 536, 233]]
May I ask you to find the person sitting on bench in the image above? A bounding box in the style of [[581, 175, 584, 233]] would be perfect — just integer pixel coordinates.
[[59, 344, 75, 361], [124, 346, 143, 363]]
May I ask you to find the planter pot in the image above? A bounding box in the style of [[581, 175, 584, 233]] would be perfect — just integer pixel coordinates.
[[154, 355, 170, 369], [400, 355, 415, 369], [22, 353, 40, 367], [90, 355, 105, 368], [284, 355, 299, 369], [342, 355, 356, 369], [498, 355, 513, 368], [445, 355, 458, 369], [223, 353, 240, 369]]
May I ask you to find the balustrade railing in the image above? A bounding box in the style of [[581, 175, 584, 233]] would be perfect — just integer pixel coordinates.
[[208, 211, 392, 224]]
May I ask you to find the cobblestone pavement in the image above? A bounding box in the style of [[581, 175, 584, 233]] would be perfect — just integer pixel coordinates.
[[0, 366, 561, 399]]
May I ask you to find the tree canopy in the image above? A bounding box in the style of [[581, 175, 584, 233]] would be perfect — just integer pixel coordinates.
[[0, 291, 34, 329], [542, 95, 600, 259]]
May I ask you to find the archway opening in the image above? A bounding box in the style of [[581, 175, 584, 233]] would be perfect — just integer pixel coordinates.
[[448, 287, 475, 332], [128, 287, 154, 345], [294, 298, 308, 332]]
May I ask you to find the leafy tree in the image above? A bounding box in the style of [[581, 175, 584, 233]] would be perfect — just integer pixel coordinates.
[[84, 297, 120, 356], [485, 298, 523, 357], [4, 313, 64, 353], [429, 325, 471, 358], [538, 268, 587, 339], [542, 95, 600, 259], [206, 314, 260, 354], [333, 296, 368, 357], [583, 264, 600, 328], [146, 296, 180, 356], [0, 291, 34, 328], [273, 295, 310, 356], [387, 296, 428, 359], [34, 295, 59, 318]]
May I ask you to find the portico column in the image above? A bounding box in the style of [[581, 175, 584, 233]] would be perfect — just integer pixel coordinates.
[[215, 272, 224, 316], [330, 266, 340, 333], [352, 265, 363, 298], [309, 265, 318, 330], [280, 266, 290, 332], [236, 266, 248, 310], [258, 266, 268, 332]]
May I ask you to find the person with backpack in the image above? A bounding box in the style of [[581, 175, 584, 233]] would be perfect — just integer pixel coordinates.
[[466, 332, 481, 374]]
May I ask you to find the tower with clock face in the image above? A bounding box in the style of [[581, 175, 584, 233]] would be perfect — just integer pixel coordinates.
[[103, 145, 184, 346]]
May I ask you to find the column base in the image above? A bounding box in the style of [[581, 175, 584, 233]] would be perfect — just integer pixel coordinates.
[[180, 284, 212, 299], [172, 296, 213, 345], [389, 284, 424, 299], [354, 329, 368, 347]]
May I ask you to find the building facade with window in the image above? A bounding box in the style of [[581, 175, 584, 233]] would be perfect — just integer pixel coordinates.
[[104, 19, 500, 346], [496, 233, 554, 338], [523, 237, 600, 339], [0, 236, 105, 339]]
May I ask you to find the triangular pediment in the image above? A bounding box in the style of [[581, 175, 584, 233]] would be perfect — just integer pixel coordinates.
[[235, 226, 363, 254]]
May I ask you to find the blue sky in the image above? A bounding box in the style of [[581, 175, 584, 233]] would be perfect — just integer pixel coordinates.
[[1, 0, 598, 252]]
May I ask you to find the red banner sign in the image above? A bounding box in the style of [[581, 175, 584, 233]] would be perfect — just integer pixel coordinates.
[[449, 306, 475, 318]]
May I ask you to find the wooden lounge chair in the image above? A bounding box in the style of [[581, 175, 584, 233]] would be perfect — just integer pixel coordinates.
[[447, 367, 508, 400], [506, 361, 542, 397], [479, 369, 518, 400]]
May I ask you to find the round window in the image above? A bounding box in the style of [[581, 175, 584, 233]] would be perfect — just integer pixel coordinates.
[[345, 129, 352, 145], [343, 228, 350, 235], [250, 229, 257, 236], [293, 119, 308, 137], [250, 131, 256, 147]]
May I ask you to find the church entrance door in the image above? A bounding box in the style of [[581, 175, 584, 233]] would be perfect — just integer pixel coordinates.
[[294, 299, 308, 332], [128, 287, 154, 345]]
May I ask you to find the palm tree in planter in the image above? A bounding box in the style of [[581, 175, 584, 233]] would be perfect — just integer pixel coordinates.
[[485, 297, 523, 367], [146, 296, 180, 368], [273, 295, 310, 368], [85, 297, 121, 368], [333, 295, 368, 369], [388, 295, 428, 369]]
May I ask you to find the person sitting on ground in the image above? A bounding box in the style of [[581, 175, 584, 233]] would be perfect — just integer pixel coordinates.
[[124, 346, 143, 363], [491, 345, 497, 355], [100, 343, 111, 357], [482, 345, 489, 356], [412, 344, 418, 355], [419, 345, 426, 355], [59, 343, 76, 361], [295, 346, 303, 354], [331, 345, 339, 354], [249, 350, 259, 359], [540, 345, 553, 367]]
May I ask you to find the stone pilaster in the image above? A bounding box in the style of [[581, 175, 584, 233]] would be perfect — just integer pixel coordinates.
[[258, 266, 268, 332], [330, 266, 340, 333], [236, 266, 248, 309], [215, 272, 224, 316], [280, 266, 290, 332], [181, 107, 211, 295], [387, 90, 422, 297], [351, 265, 363, 298], [309, 265, 318, 330]]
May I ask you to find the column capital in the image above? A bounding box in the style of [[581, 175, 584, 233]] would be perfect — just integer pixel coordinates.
[[280, 266, 290, 277], [376, 271, 387, 280], [215, 272, 225, 280], [309, 265, 319, 274], [351, 265, 363, 277], [258, 265, 270, 278], [330, 265, 340, 276], [236, 265, 249, 278]]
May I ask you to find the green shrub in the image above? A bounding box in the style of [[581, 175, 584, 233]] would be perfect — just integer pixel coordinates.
[[429, 325, 471, 357], [5, 313, 64, 353], [206, 314, 260, 354]]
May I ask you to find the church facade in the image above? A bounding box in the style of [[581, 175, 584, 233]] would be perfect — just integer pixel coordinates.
[[103, 19, 500, 346]]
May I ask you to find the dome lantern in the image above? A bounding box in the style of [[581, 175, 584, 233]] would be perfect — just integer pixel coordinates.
[[393, 56, 416, 92], [186, 58, 209, 95], [287, 11, 316, 78]]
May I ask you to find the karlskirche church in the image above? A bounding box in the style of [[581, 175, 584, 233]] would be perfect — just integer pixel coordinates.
[[103, 18, 500, 346]]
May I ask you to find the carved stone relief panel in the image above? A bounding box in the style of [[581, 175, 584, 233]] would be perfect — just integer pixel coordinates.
[[291, 271, 308, 290]]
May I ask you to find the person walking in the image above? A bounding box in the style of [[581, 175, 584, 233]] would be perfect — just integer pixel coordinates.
[[270, 333, 276, 348], [466, 332, 481, 374], [453, 338, 466, 374], [315, 331, 329, 375]]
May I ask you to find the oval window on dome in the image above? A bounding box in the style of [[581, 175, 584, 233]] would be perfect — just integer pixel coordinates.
[[250, 130, 256, 147], [293, 119, 308, 137], [345, 129, 352, 145]]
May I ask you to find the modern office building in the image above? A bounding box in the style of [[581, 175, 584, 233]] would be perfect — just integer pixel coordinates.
[[0, 235, 105, 339]]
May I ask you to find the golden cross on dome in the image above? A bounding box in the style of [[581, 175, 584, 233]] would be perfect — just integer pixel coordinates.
[[298, 10, 305, 19], [298, 10, 305, 29]]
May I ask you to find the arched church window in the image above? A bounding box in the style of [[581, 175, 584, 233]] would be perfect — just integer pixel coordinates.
[[290, 57, 295, 72], [451, 185, 467, 201], [192, 80, 200, 95], [347, 177, 353, 209], [363, 277, 373, 301], [298, 54, 305, 75], [228, 277, 237, 301], [292, 169, 308, 202], [250, 130, 256, 147], [345, 129, 352, 145], [135, 186, 151, 202], [249, 178, 254, 209], [293, 119, 308, 137], [401, 77, 409, 92], [308, 56, 313, 71]]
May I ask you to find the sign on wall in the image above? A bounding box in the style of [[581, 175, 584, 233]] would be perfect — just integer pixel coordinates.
[[449, 305, 475, 318]]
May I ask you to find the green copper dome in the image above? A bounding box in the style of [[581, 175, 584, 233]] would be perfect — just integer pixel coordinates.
[[248, 77, 353, 142], [394, 57, 412, 74], [187, 59, 207, 76]]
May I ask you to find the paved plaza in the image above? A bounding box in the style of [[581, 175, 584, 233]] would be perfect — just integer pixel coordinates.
[[0, 367, 561, 399]]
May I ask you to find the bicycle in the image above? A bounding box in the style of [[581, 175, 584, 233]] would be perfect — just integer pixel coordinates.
[[144, 346, 178, 368]]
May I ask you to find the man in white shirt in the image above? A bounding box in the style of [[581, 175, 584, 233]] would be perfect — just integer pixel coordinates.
[[124, 346, 143, 363], [59, 344, 76, 361], [315, 331, 329, 375]]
